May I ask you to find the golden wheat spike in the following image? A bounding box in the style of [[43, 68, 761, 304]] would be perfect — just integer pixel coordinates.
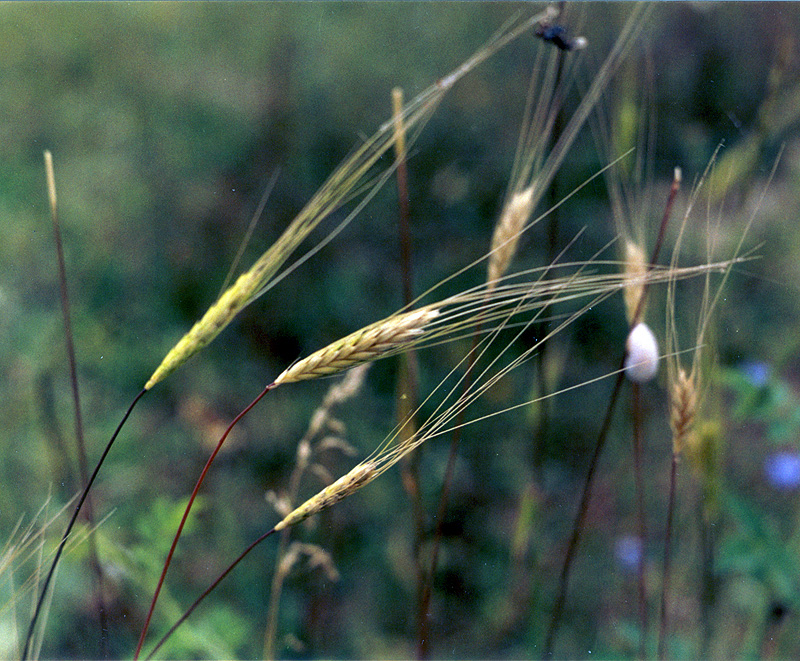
[[623, 240, 648, 325], [487, 186, 536, 287], [274, 461, 377, 531], [143, 8, 558, 391], [145, 269, 262, 389], [273, 308, 439, 386], [669, 367, 697, 456]]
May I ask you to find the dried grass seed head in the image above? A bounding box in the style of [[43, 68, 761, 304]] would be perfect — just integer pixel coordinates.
[[274, 461, 377, 531], [488, 185, 536, 286], [669, 367, 697, 455], [623, 239, 648, 324], [273, 308, 439, 386], [142, 9, 559, 392]]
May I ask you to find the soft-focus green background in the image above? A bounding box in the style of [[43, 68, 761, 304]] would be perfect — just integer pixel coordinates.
[[3, 2, 800, 659]]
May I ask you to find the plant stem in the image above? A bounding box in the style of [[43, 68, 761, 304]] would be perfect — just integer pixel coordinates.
[[45, 149, 110, 657], [390, 86, 434, 659], [393, 87, 414, 308], [22, 388, 147, 661], [144, 527, 278, 660], [263, 527, 291, 661], [632, 382, 648, 658], [134, 383, 276, 659], [533, 41, 566, 475], [658, 451, 679, 660], [418, 327, 481, 660], [544, 170, 680, 657], [543, 367, 626, 658], [698, 487, 717, 657]]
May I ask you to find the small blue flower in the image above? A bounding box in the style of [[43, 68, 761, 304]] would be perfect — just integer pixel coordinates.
[[614, 535, 642, 572], [741, 361, 770, 388], [764, 451, 800, 491]]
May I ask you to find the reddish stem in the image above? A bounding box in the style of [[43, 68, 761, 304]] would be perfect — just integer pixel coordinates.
[[632, 383, 648, 658], [544, 170, 680, 657], [134, 382, 277, 659], [144, 527, 277, 660]]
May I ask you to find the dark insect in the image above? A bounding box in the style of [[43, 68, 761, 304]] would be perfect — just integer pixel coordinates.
[[535, 23, 585, 52]]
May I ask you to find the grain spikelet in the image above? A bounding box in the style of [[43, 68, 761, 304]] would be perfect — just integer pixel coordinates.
[[143, 8, 558, 391], [273, 308, 439, 385], [669, 367, 697, 455], [488, 186, 535, 286], [623, 239, 648, 324], [274, 461, 377, 531]]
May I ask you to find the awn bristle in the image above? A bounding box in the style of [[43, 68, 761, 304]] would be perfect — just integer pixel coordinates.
[[623, 239, 648, 324], [669, 367, 697, 455], [487, 186, 535, 286], [142, 8, 560, 392], [273, 308, 440, 385], [274, 461, 378, 531]]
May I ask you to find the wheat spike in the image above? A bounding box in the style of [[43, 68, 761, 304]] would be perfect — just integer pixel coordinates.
[[145, 271, 263, 389], [623, 239, 648, 324], [273, 308, 439, 386], [142, 9, 559, 392], [669, 367, 697, 455], [274, 461, 377, 531], [487, 185, 536, 286]]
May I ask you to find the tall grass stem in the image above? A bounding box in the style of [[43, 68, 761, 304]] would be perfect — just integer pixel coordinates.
[[22, 388, 147, 660], [44, 150, 110, 657], [544, 167, 680, 657]]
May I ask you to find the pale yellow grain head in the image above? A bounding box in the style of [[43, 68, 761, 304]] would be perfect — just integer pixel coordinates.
[[141, 9, 555, 392], [488, 185, 536, 286], [273, 308, 439, 386], [43, 150, 57, 212], [669, 367, 697, 456], [145, 270, 258, 389], [623, 239, 648, 324], [274, 461, 377, 531]]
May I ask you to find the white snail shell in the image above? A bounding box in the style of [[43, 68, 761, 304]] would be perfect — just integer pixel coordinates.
[[624, 322, 659, 383]]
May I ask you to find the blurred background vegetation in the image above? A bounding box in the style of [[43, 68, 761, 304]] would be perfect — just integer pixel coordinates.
[[3, 2, 800, 659]]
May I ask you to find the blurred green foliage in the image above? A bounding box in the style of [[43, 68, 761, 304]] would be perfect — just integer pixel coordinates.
[[3, 2, 800, 659]]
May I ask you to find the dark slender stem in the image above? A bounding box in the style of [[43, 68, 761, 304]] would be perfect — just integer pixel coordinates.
[[418, 326, 482, 660], [658, 452, 679, 660], [698, 485, 716, 657], [45, 150, 110, 656], [534, 37, 566, 475], [633, 170, 680, 325], [22, 388, 147, 661], [144, 528, 278, 661], [392, 87, 414, 307], [543, 368, 625, 658], [391, 87, 430, 659], [632, 383, 648, 659], [544, 170, 680, 657], [134, 383, 276, 659]]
